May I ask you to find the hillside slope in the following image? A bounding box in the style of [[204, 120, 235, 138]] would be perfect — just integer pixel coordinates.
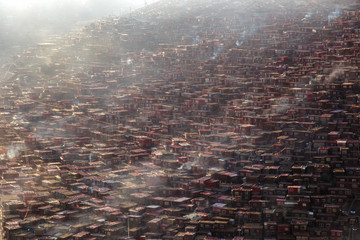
[[1, 0, 360, 239]]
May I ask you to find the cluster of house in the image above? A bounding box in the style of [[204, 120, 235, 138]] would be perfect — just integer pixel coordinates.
[[0, 0, 360, 239]]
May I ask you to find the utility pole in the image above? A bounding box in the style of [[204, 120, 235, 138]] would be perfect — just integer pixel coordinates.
[[127, 215, 130, 238]]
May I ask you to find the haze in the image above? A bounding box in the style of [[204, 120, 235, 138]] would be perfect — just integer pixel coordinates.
[[0, 0, 156, 59]]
